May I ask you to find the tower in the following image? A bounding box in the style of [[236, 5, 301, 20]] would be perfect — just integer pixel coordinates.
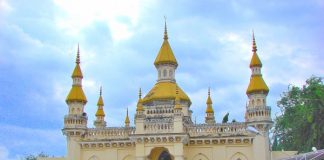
[[245, 32, 273, 160], [94, 87, 106, 128], [205, 88, 216, 124], [63, 45, 88, 160]]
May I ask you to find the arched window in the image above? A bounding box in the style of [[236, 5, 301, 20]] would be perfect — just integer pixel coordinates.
[[169, 70, 173, 77], [163, 69, 167, 77]]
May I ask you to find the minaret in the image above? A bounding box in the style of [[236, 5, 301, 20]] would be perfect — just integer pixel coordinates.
[[63, 44, 88, 160], [94, 87, 107, 128], [154, 20, 178, 83], [125, 108, 130, 127], [246, 32, 272, 160], [205, 88, 216, 124], [135, 88, 145, 134], [245, 32, 272, 129]]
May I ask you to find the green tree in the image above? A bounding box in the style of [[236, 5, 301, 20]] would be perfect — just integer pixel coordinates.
[[272, 76, 324, 153], [22, 152, 48, 160], [222, 112, 229, 123]]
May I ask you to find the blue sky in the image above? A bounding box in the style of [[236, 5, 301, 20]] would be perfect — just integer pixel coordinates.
[[0, 0, 323, 159]]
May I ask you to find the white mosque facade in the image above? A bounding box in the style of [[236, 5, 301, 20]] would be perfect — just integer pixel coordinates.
[[39, 23, 290, 160]]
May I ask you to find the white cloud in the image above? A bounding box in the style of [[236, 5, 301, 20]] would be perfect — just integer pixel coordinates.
[[0, 145, 12, 160], [0, 0, 12, 13], [53, 0, 155, 42]]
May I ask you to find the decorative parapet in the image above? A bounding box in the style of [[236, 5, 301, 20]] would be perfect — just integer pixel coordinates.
[[187, 122, 250, 137], [83, 127, 135, 140]]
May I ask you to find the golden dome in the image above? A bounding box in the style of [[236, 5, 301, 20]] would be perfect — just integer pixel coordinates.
[[142, 82, 191, 104], [66, 85, 87, 103], [154, 21, 178, 66], [246, 75, 269, 94]]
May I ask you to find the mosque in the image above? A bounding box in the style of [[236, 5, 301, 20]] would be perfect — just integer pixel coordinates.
[[41, 22, 282, 160]]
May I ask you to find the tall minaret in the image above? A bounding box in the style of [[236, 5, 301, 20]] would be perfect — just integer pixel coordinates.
[[205, 88, 216, 124], [94, 87, 107, 128], [245, 32, 272, 129], [63, 45, 88, 160], [246, 32, 272, 160], [154, 20, 178, 83]]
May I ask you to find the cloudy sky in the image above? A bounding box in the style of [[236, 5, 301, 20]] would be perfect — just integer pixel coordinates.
[[0, 0, 323, 159]]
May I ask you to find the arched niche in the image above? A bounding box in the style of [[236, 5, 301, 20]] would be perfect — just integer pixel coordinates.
[[88, 155, 99, 160], [192, 153, 209, 160], [230, 152, 248, 160]]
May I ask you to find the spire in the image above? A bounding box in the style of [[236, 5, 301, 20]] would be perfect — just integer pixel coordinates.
[[66, 45, 87, 103], [125, 108, 130, 127], [154, 19, 178, 67], [164, 16, 168, 40], [249, 31, 262, 68], [252, 30, 257, 53], [76, 43, 80, 64], [205, 87, 214, 113], [246, 32, 269, 95], [95, 87, 105, 117], [136, 88, 144, 111], [72, 45, 83, 78]]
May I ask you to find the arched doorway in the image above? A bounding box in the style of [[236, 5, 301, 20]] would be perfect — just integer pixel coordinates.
[[148, 147, 174, 160]]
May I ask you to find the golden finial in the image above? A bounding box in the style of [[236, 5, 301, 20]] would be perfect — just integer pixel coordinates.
[[139, 88, 142, 99], [208, 87, 211, 96], [252, 30, 257, 53], [76, 43, 80, 64], [100, 86, 102, 96], [164, 16, 168, 40]]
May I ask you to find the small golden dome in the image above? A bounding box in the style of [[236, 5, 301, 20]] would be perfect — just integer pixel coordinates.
[[142, 82, 191, 104], [206, 88, 214, 113], [136, 88, 144, 111], [66, 85, 87, 103], [125, 108, 130, 124], [249, 52, 262, 68], [249, 32, 262, 68], [96, 109, 105, 117], [246, 75, 269, 94]]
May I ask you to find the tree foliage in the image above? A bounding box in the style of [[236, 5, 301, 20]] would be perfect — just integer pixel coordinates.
[[222, 112, 229, 123], [272, 76, 324, 153], [22, 152, 48, 160]]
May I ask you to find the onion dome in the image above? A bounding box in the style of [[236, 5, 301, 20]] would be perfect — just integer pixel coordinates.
[[205, 88, 214, 113]]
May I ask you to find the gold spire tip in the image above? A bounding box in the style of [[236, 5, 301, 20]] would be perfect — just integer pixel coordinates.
[[252, 31, 257, 53], [139, 88, 142, 99], [100, 86, 102, 96], [208, 87, 211, 96], [164, 16, 168, 40], [76, 43, 80, 64]]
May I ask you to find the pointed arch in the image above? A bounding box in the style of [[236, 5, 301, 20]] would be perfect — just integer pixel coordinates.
[[192, 153, 209, 160], [148, 147, 174, 160], [88, 155, 99, 160], [230, 152, 248, 160]]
